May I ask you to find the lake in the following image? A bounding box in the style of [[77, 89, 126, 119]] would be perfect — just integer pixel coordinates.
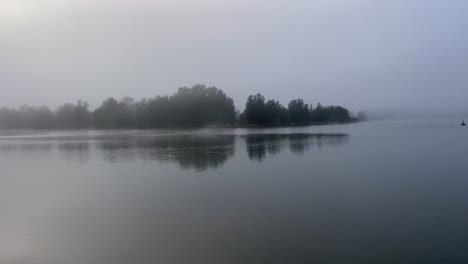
[[1, 120, 468, 263]]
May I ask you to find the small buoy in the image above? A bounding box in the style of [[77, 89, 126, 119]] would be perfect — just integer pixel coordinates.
[[462, 120, 466, 126]]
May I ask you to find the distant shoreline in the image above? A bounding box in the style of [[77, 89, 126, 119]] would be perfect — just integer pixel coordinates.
[[0, 121, 360, 132], [0, 85, 363, 130], [235, 120, 359, 129]]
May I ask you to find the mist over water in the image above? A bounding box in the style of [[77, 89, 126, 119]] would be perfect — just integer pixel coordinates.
[[3, 0, 468, 262], [2, 120, 468, 263]]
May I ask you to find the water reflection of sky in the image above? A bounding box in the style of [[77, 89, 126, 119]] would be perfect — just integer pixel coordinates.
[[3, 123, 468, 263]]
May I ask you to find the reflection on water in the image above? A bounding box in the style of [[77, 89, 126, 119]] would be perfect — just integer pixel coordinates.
[[3, 123, 468, 263], [0, 142, 54, 153], [0, 133, 348, 171], [58, 142, 90, 163], [98, 135, 236, 171], [245, 133, 348, 161], [97, 133, 348, 171]]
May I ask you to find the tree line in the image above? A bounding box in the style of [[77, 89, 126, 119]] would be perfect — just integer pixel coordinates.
[[240, 93, 357, 126], [0, 85, 362, 129]]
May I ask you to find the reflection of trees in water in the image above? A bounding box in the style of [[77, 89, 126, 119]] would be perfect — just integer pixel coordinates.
[[0, 142, 54, 153], [0, 141, 92, 162], [98, 140, 138, 162], [0, 133, 347, 171], [288, 134, 311, 155], [245, 134, 288, 161], [244, 133, 348, 161], [58, 142, 90, 162], [79, 133, 348, 168], [98, 135, 236, 172], [137, 135, 235, 171]]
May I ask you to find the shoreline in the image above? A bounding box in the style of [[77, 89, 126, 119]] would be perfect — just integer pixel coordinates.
[[0, 120, 360, 131]]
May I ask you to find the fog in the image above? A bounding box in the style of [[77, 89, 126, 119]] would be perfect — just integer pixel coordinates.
[[1, 0, 468, 111]]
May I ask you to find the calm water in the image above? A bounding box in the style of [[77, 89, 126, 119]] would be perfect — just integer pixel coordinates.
[[1, 120, 468, 263]]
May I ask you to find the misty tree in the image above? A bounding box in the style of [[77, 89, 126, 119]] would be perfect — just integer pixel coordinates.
[[326, 106, 351, 122], [266, 99, 289, 125], [310, 103, 351, 123], [56, 100, 91, 129], [33, 106, 55, 129], [136, 85, 235, 128], [167, 85, 235, 127], [243, 97, 352, 126], [120, 96, 135, 106], [288, 99, 310, 125], [309, 103, 325, 123], [0, 106, 55, 129], [91, 85, 236, 128], [244, 93, 268, 125], [93, 98, 135, 129]]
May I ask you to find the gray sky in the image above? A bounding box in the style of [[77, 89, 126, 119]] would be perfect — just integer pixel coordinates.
[[1, 0, 468, 111]]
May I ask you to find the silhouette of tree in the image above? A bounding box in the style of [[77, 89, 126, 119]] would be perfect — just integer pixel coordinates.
[[266, 99, 289, 125], [309, 103, 351, 124], [56, 100, 91, 129], [288, 99, 310, 125], [243, 94, 352, 126], [137, 85, 235, 128], [94, 98, 135, 129], [33, 106, 55, 129], [244, 94, 288, 126]]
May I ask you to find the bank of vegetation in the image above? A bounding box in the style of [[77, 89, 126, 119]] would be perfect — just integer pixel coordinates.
[[0, 85, 364, 129]]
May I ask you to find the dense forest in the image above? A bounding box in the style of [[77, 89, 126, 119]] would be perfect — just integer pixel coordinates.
[[0, 85, 362, 129]]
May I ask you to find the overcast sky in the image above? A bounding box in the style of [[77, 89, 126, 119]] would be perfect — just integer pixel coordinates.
[[1, 0, 468, 111]]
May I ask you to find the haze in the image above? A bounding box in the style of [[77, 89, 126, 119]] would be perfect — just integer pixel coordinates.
[[1, 0, 468, 111]]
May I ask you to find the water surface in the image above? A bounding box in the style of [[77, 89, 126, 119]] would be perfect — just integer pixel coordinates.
[[1, 121, 468, 263]]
